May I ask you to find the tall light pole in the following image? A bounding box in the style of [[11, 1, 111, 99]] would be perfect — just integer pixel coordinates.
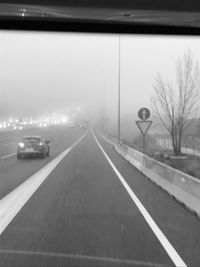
[[100, 70, 106, 132], [118, 34, 121, 142], [102, 75, 105, 132]]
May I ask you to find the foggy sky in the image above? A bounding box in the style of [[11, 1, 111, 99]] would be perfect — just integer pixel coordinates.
[[0, 32, 116, 119], [1, 31, 200, 130]]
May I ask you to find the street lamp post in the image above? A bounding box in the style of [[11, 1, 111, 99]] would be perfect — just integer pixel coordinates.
[[103, 76, 105, 132], [100, 70, 106, 132], [118, 34, 121, 142]]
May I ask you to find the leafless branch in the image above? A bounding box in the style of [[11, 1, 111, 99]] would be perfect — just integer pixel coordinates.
[[151, 51, 200, 155]]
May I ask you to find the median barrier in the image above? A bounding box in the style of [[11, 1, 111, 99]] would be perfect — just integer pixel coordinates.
[[114, 143, 200, 217], [99, 132, 118, 146]]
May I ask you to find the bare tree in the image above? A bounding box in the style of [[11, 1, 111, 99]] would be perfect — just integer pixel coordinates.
[[151, 51, 200, 155]]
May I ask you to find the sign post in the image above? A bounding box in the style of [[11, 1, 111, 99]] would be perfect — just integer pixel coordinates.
[[136, 108, 152, 154]]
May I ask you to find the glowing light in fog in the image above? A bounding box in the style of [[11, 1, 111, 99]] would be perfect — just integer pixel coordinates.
[[62, 116, 69, 123], [77, 106, 81, 112], [18, 142, 24, 148]]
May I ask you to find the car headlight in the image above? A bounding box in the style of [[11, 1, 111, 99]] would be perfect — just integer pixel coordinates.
[[18, 142, 24, 148]]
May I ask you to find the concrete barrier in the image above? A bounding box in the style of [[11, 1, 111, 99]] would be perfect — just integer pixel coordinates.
[[114, 143, 200, 217], [99, 132, 118, 146]]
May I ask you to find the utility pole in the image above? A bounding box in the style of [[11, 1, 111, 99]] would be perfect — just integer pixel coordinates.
[[118, 34, 121, 142]]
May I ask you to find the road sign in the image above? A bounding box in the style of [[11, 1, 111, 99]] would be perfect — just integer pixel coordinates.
[[136, 120, 152, 136], [138, 107, 150, 121]]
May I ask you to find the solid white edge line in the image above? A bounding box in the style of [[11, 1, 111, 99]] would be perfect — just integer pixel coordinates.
[[0, 249, 164, 267], [0, 132, 86, 235], [92, 129, 187, 267], [1, 152, 16, 159]]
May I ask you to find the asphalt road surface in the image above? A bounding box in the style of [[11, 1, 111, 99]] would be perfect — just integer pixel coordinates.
[[0, 125, 200, 267]]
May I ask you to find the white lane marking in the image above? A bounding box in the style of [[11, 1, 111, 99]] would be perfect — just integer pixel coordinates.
[[0, 133, 86, 235], [1, 152, 16, 159], [92, 130, 187, 267], [0, 249, 164, 267]]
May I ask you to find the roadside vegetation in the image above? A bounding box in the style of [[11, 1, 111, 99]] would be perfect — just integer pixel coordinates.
[[101, 51, 200, 180], [151, 51, 200, 155], [123, 134, 200, 180]]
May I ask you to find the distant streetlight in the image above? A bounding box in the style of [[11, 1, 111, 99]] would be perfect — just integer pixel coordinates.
[[77, 106, 81, 112]]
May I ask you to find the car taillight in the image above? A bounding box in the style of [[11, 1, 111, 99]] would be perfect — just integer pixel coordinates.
[[18, 142, 24, 148]]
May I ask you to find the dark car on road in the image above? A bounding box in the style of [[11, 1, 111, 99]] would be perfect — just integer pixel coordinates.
[[17, 136, 50, 159]]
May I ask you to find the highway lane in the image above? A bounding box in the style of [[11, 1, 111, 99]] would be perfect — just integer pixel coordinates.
[[0, 128, 50, 158], [0, 126, 79, 158], [0, 125, 86, 199], [0, 129, 173, 267], [95, 131, 200, 266], [0, 129, 199, 266]]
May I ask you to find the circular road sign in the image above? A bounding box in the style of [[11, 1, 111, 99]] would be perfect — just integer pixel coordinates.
[[138, 107, 150, 120]]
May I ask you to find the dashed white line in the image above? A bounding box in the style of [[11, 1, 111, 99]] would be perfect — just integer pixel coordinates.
[[92, 129, 187, 267], [1, 152, 16, 159]]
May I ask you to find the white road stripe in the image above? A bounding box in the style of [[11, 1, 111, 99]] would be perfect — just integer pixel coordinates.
[[0, 249, 164, 267], [1, 152, 16, 159], [92, 130, 187, 267], [0, 133, 86, 235]]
